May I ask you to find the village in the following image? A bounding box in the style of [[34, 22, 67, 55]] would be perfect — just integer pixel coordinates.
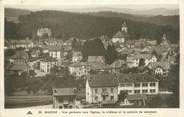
[[4, 21, 179, 108]]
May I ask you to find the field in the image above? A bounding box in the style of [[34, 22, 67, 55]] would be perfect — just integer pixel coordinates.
[[5, 95, 53, 108]]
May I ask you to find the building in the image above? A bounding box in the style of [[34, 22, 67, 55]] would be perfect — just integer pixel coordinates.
[[40, 57, 58, 73], [68, 62, 91, 77], [7, 50, 30, 75], [120, 94, 147, 106], [148, 61, 171, 77], [37, 28, 52, 37], [9, 39, 33, 49], [126, 53, 157, 68], [117, 73, 159, 95], [72, 51, 83, 62], [87, 56, 105, 64], [53, 88, 77, 109], [86, 73, 119, 104], [10, 50, 29, 64], [112, 22, 128, 44]]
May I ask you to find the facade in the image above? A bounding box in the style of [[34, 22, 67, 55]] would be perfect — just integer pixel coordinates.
[[117, 73, 159, 95], [86, 73, 119, 104], [37, 28, 52, 37], [72, 51, 83, 62], [40, 57, 58, 73], [53, 88, 77, 109], [68, 62, 91, 77]]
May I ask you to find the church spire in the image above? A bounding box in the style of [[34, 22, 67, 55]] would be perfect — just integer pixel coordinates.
[[121, 21, 128, 32]]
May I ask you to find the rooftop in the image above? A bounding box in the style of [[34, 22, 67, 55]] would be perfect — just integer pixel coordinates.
[[117, 73, 159, 83], [53, 88, 76, 96], [12, 50, 29, 59], [88, 73, 119, 88]]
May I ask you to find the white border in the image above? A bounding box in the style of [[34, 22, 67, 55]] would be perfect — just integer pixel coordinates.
[[1, 0, 184, 117]]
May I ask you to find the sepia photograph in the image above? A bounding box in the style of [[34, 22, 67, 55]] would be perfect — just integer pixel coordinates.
[[3, 2, 180, 109]]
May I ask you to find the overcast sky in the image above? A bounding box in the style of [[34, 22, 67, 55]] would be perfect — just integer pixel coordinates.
[[4, 0, 179, 11]]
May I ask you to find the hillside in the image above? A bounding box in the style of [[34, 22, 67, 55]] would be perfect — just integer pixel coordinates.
[[5, 8, 31, 23], [5, 9, 179, 43], [88, 11, 179, 29]]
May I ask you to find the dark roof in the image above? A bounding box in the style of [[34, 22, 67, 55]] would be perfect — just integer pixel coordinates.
[[118, 73, 159, 83], [54, 88, 76, 96], [89, 73, 119, 87], [126, 94, 147, 101], [148, 61, 171, 70], [12, 50, 28, 59]]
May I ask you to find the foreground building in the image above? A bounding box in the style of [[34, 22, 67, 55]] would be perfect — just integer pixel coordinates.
[[53, 88, 77, 109], [117, 73, 159, 95], [86, 73, 119, 104]]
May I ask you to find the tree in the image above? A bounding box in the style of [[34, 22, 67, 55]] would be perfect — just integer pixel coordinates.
[[105, 44, 118, 64], [139, 58, 145, 67], [118, 91, 128, 103]]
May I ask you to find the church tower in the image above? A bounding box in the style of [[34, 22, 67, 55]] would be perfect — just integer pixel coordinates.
[[121, 21, 128, 33]]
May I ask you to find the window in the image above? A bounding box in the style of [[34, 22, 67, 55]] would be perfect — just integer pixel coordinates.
[[134, 90, 140, 94], [134, 83, 140, 87], [95, 96, 98, 101], [142, 83, 148, 87], [95, 89, 98, 93], [111, 96, 114, 100], [111, 88, 113, 93], [150, 83, 156, 87], [142, 90, 148, 93], [150, 89, 156, 93], [127, 90, 132, 93]]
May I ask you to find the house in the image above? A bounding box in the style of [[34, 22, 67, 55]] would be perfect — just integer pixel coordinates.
[[117, 73, 159, 95], [147, 61, 171, 77], [9, 39, 33, 49], [44, 39, 58, 46], [53, 88, 77, 109], [68, 62, 91, 77], [134, 53, 157, 66], [112, 22, 128, 44], [86, 73, 119, 104], [72, 51, 83, 62], [10, 50, 29, 64], [87, 56, 105, 64], [120, 94, 147, 106], [126, 53, 157, 68], [40, 57, 58, 73]]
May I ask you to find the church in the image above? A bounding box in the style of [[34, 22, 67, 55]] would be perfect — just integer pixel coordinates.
[[111, 21, 129, 45]]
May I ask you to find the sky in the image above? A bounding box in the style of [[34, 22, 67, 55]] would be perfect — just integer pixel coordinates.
[[4, 0, 179, 11]]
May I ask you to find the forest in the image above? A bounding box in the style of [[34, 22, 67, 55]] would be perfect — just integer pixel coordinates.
[[5, 9, 179, 43]]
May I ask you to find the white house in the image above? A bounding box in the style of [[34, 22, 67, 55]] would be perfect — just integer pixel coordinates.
[[72, 51, 83, 62], [117, 73, 159, 95], [68, 62, 91, 77], [86, 73, 119, 104], [40, 57, 58, 73]]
